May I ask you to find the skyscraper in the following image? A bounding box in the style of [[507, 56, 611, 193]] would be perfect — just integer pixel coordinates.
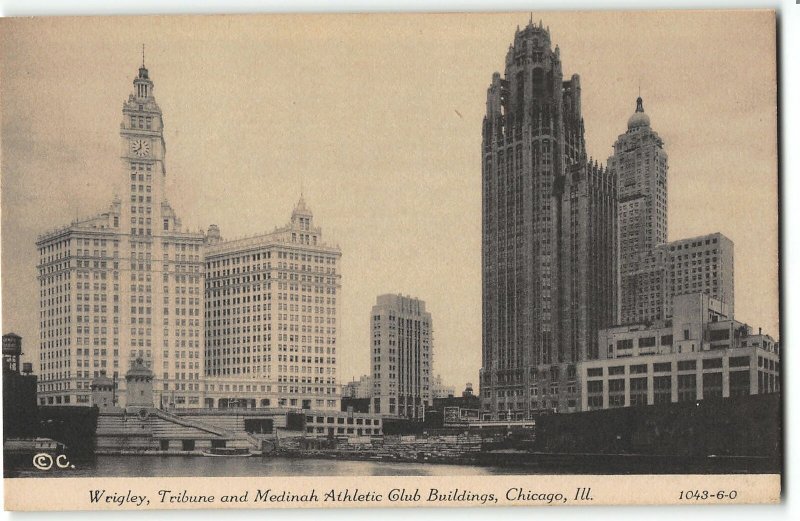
[[608, 97, 669, 325], [370, 294, 432, 418], [36, 61, 206, 407], [203, 197, 342, 411], [480, 20, 616, 419]]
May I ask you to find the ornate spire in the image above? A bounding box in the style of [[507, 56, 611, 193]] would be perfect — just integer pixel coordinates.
[[133, 48, 153, 98], [627, 96, 650, 130], [291, 193, 313, 231], [293, 193, 311, 216]]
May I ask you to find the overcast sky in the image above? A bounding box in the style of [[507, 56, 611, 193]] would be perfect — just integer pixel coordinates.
[[1, 11, 778, 389]]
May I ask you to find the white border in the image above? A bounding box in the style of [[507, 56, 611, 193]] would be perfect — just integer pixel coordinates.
[[0, 0, 795, 520]]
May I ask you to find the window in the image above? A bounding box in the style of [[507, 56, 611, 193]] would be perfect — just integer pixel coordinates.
[[677, 360, 696, 371], [702, 357, 723, 369], [587, 381, 603, 393], [638, 336, 656, 348], [653, 362, 672, 373], [677, 374, 696, 402], [617, 339, 633, 350], [653, 376, 671, 404], [729, 356, 750, 368], [729, 371, 750, 397], [709, 328, 730, 341], [702, 372, 723, 399], [608, 379, 625, 392], [630, 377, 648, 407]]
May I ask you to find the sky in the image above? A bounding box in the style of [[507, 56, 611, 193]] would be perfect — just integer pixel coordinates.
[[0, 11, 778, 390]]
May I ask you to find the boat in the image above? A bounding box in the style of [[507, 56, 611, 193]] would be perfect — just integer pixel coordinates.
[[201, 447, 253, 457], [4, 437, 65, 455]]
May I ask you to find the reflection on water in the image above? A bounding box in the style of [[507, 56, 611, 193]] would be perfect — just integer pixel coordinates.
[[8, 455, 520, 478]]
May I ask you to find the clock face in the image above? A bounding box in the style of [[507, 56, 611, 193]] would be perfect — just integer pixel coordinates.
[[131, 139, 151, 157]]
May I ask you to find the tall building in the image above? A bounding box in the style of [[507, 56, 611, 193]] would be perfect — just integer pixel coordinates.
[[608, 97, 669, 325], [370, 294, 432, 418], [658, 232, 734, 318], [480, 20, 616, 419], [203, 197, 342, 411], [36, 61, 205, 407]]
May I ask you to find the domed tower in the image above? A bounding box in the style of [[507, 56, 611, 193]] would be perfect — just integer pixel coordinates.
[[627, 96, 651, 130], [609, 96, 669, 325]]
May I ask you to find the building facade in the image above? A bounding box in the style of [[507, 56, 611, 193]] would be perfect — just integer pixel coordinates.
[[342, 375, 373, 399], [658, 233, 734, 319], [609, 97, 669, 325], [584, 292, 778, 410], [431, 374, 456, 399], [203, 197, 342, 411], [371, 294, 432, 418], [480, 20, 616, 419], [598, 293, 731, 360], [580, 342, 779, 410], [36, 62, 206, 407]]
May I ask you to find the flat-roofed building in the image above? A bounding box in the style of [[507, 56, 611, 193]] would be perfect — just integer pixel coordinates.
[[584, 293, 778, 411], [431, 374, 456, 399], [204, 197, 342, 411], [371, 294, 432, 418], [342, 375, 373, 399], [658, 232, 734, 319]]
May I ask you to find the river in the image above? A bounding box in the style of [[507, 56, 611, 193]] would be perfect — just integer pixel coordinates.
[[6, 455, 520, 478]]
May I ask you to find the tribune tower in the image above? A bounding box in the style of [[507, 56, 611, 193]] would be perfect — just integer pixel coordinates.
[[480, 20, 616, 419]]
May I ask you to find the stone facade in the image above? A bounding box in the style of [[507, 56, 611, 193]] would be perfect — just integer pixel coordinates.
[[36, 62, 206, 407], [125, 357, 155, 408], [431, 374, 456, 399], [203, 198, 342, 411], [371, 294, 432, 418], [584, 332, 778, 411], [609, 97, 669, 325], [480, 20, 616, 419], [342, 375, 373, 399], [658, 233, 734, 318]]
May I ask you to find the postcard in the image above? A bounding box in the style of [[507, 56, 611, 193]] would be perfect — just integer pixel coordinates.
[[0, 9, 780, 511]]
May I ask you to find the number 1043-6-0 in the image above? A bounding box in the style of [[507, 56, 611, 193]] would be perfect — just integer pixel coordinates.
[[679, 490, 738, 501]]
